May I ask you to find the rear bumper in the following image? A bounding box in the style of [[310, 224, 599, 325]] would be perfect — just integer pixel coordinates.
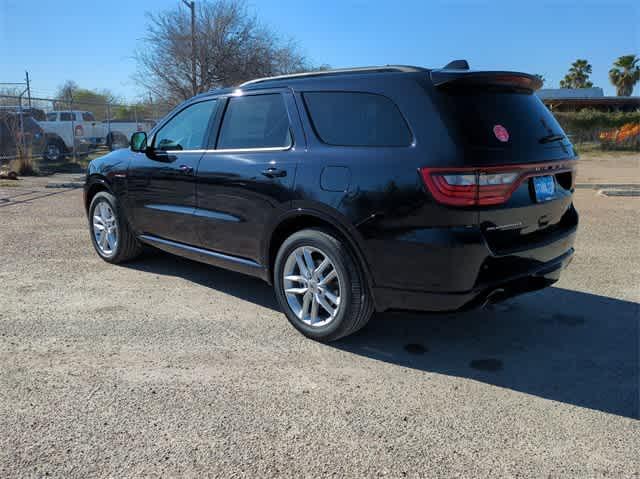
[[369, 215, 577, 312], [373, 247, 573, 312]]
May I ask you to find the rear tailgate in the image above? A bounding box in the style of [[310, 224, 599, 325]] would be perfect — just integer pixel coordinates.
[[428, 70, 578, 255]]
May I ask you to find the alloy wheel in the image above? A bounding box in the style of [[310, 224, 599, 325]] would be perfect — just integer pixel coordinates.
[[282, 246, 342, 327], [92, 201, 118, 256]]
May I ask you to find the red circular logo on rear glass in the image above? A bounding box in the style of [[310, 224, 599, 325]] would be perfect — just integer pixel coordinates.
[[493, 124, 509, 142]]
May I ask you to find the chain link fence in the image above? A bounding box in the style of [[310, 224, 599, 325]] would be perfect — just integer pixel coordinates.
[[0, 94, 173, 175]]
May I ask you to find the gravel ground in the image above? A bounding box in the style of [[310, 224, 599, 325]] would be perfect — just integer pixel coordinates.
[[0, 164, 638, 478]]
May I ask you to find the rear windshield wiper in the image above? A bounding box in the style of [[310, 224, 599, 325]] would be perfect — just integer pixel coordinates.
[[539, 133, 565, 144]]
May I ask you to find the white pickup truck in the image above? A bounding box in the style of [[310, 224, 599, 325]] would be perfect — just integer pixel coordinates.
[[38, 111, 154, 160]]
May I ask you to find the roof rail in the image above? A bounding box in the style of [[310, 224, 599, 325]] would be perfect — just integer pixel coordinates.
[[238, 65, 424, 87]]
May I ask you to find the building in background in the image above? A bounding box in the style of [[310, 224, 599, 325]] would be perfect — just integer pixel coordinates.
[[537, 87, 640, 112]]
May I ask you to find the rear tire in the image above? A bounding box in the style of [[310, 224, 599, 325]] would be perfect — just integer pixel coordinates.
[[89, 191, 142, 264], [274, 228, 374, 342], [43, 140, 65, 162]]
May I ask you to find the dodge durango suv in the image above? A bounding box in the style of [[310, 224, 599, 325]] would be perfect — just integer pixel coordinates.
[[84, 62, 578, 341]]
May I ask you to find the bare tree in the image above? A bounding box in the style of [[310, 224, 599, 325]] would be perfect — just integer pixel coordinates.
[[134, 0, 313, 103]]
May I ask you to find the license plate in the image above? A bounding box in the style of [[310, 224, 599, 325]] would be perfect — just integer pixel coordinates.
[[533, 175, 555, 202]]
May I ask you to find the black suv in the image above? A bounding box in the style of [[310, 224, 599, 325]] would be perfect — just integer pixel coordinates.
[[84, 63, 578, 341]]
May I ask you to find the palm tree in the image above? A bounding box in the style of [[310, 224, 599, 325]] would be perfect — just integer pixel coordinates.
[[609, 55, 640, 96], [560, 59, 593, 89]]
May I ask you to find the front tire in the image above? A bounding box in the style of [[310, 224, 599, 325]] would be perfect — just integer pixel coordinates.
[[89, 191, 142, 264], [274, 228, 374, 342]]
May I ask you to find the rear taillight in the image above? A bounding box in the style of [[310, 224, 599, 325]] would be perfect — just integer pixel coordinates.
[[74, 124, 84, 137], [420, 160, 576, 207]]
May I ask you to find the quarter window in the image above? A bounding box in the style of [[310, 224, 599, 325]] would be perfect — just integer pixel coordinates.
[[154, 100, 217, 151], [217, 94, 291, 150], [82, 112, 95, 121], [303, 92, 412, 147], [60, 112, 75, 121]]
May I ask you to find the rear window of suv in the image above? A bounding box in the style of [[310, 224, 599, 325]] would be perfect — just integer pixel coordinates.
[[303, 92, 412, 147], [440, 86, 567, 148]]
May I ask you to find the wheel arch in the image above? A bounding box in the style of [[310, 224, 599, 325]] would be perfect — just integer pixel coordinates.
[[264, 209, 375, 301], [44, 133, 67, 151], [84, 175, 112, 213]]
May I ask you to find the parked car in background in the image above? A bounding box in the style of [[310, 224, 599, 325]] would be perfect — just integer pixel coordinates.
[[102, 119, 156, 151], [84, 63, 579, 342], [43, 110, 104, 146], [0, 108, 68, 163], [0, 107, 79, 161], [41, 110, 154, 154]]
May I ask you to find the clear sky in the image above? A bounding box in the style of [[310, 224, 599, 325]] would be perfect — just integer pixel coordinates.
[[1, 0, 638, 101]]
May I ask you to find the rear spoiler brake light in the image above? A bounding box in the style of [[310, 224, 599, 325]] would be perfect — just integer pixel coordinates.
[[430, 70, 543, 92]]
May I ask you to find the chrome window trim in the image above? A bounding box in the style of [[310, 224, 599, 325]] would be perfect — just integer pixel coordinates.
[[166, 145, 293, 154], [162, 149, 208, 153]]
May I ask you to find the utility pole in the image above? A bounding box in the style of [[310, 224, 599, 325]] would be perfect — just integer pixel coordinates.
[[182, 0, 196, 96], [24, 71, 32, 107]]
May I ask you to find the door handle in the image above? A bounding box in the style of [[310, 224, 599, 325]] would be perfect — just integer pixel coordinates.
[[261, 167, 287, 178], [179, 164, 194, 174]]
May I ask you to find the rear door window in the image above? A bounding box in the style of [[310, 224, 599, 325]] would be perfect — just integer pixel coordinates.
[[60, 112, 75, 121], [217, 94, 292, 150], [303, 92, 412, 147], [82, 112, 95, 121]]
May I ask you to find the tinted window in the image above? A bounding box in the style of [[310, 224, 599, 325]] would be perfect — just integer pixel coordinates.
[[46, 113, 57, 121], [154, 100, 217, 151], [303, 92, 412, 147], [439, 86, 568, 148], [82, 112, 95, 121], [217, 94, 291, 149]]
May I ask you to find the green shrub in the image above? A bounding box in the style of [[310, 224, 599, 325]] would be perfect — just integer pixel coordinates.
[[553, 109, 640, 130], [552, 109, 640, 149]]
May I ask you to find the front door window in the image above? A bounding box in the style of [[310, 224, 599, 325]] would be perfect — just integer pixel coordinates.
[[154, 100, 218, 151]]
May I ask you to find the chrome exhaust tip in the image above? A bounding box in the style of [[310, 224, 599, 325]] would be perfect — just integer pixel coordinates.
[[482, 288, 506, 308]]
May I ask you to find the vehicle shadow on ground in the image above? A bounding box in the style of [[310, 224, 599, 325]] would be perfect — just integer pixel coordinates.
[[337, 288, 639, 420], [125, 252, 639, 419], [124, 251, 281, 310]]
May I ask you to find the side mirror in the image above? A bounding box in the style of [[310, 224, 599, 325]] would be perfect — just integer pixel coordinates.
[[130, 131, 147, 152]]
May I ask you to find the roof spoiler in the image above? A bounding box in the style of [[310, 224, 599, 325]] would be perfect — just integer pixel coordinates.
[[430, 70, 543, 92]]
